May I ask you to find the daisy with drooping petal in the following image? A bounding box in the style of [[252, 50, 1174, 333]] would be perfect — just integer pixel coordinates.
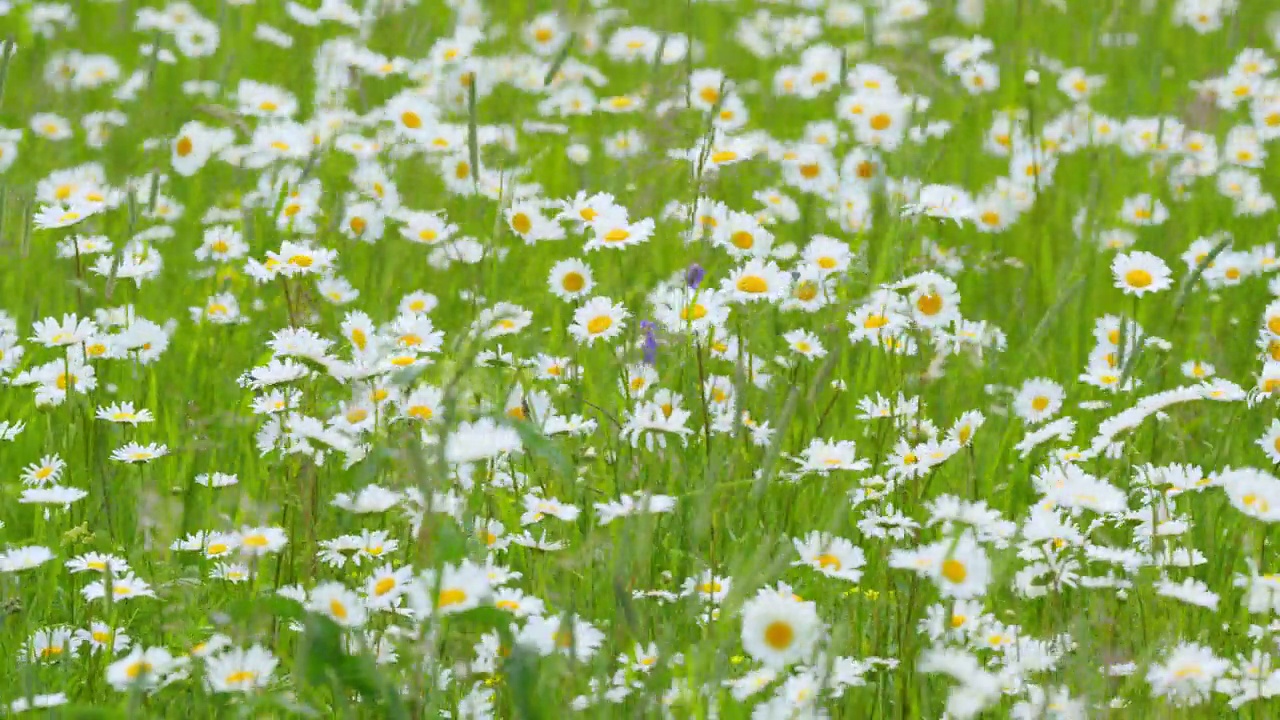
[[31, 313, 98, 348], [584, 209, 655, 252], [792, 531, 866, 582], [66, 552, 130, 574], [82, 573, 155, 603], [109, 442, 169, 464], [96, 402, 154, 426]]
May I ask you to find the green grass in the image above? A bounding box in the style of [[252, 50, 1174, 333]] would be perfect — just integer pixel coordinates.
[[2, 0, 1280, 717]]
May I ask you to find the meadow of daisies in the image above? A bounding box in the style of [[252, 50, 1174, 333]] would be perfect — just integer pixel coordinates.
[[9, 0, 1280, 716]]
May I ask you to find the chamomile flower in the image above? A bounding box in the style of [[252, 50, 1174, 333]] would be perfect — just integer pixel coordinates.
[[585, 210, 655, 252], [204, 645, 277, 693], [106, 647, 182, 692], [21, 454, 66, 486], [31, 113, 73, 141], [109, 442, 169, 464], [308, 582, 368, 628], [1112, 251, 1173, 296], [360, 564, 411, 608], [414, 561, 492, 616], [741, 591, 821, 669], [82, 573, 155, 602], [1014, 378, 1065, 424], [570, 296, 628, 345], [548, 258, 594, 300], [1119, 194, 1168, 226], [95, 402, 154, 426], [722, 259, 791, 303], [793, 531, 866, 581], [1258, 419, 1280, 464], [784, 329, 826, 359], [65, 552, 130, 574], [237, 527, 288, 556]]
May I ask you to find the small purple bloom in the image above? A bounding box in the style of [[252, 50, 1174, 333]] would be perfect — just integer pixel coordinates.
[[685, 263, 705, 289], [640, 320, 658, 365]]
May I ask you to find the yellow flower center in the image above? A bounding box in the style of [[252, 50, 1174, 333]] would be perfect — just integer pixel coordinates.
[[329, 599, 348, 619], [1124, 269, 1152, 288], [438, 588, 468, 608], [763, 621, 795, 650], [736, 275, 768, 294], [561, 272, 585, 292], [511, 213, 532, 235], [917, 293, 943, 316], [941, 559, 967, 583], [586, 315, 613, 334], [681, 303, 708, 320]]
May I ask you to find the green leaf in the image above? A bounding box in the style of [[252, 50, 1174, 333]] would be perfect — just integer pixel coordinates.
[[297, 615, 409, 720]]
